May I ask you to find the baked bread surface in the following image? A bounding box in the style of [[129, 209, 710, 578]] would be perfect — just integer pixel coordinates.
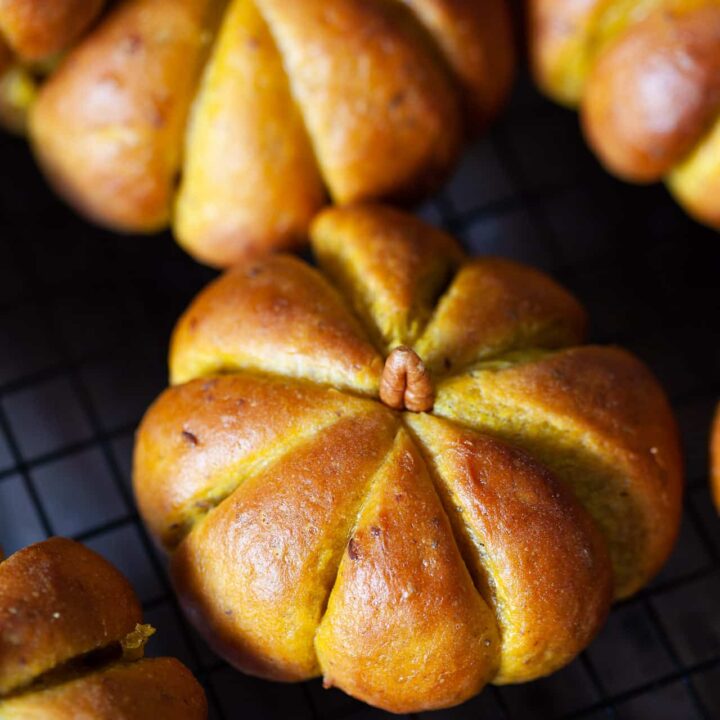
[[134, 203, 682, 713], [0, 537, 207, 719], [529, 0, 720, 228], [0, 0, 514, 266], [0, 0, 104, 133]]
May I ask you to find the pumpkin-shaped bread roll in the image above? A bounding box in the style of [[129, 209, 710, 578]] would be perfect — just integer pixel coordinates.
[[0, 537, 207, 719], [134, 203, 682, 714], [529, 0, 720, 229], [0, 0, 514, 265]]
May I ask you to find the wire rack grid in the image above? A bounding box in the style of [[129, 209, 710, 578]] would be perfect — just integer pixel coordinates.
[[0, 66, 719, 720]]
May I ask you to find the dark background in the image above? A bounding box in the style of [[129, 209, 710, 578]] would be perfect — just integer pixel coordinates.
[[0, 63, 719, 719]]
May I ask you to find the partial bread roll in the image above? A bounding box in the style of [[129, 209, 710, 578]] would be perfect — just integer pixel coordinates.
[[529, 0, 720, 229], [0, 0, 513, 266], [134, 203, 682, 713], [0, 0, 105, 133], [0, 537, 207, 719], [0, 0, 105, 61]]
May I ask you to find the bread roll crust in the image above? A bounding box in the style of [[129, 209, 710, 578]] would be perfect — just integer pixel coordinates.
[[0, 537, 141, 696], [134, 204, 682, 713], [24, 0, 514, 266], [406, 413, 612, 684], [434, 345, 683, 598], [399, 0, 515, 129], [29, 0, 223, 233], [0, 0, 105, 61], [174, 0, 326, 267], [169, 254, 384, 391], [172, 408, 399, 682], [583, 4, 720, 182], [134, 374, 386, 549], [530, 0, 720, 227], [314, 429, 500, 713], [0, 538, 207, 719], [0, 658, 207, 720]]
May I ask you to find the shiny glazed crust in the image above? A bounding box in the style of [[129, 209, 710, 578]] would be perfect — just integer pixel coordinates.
[[19, 0, 514, 266], [0, 538, 141, 696], [0, 658, 206, 720], [529, 0, 720, 228], [0, 538, 207, 719], [29, 0, 223, 234], [133, 204, 682, 713]]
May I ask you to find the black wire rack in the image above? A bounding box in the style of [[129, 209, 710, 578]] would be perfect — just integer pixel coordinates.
[[0, 66, 719, 720]]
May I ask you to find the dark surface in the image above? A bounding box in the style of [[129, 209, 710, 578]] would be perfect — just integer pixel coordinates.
[[0, 68, 719, 720]]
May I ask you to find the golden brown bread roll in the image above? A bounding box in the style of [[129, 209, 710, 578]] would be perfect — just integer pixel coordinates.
[[0, 0, 104, 133], [0, 658, 206, 720], [4, 0, 515, 266], [133, 203, 682, 713], [0, 0, 105, 61], [0, 537, 207, 719], [529, 0, 720, 228]]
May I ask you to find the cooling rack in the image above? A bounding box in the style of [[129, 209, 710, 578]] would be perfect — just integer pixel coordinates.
[[0, 68, 719, 720]]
